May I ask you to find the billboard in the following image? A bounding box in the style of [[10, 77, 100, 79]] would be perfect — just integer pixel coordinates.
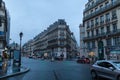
[[13, 50, 20, 62]]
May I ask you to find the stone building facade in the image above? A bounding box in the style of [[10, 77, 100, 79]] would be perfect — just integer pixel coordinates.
[[23, 19, 78, 59], [81, 0, 120, 59]]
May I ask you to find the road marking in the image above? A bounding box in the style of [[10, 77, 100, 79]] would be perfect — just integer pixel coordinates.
[[53, 70, 59, 80]]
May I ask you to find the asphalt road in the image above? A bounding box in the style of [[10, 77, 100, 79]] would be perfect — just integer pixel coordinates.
[[7, 57, 109, 80]]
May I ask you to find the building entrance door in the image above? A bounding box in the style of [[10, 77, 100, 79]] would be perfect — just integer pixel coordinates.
[[98, 41, 104, 60]]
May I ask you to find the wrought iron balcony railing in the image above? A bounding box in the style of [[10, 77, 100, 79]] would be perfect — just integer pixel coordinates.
[[83, 29, 120, 41], [83, 0, 120, 21], [84, 0, 106, 13]]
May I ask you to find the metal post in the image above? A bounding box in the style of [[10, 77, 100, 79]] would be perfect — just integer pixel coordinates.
[[19, 32, 23, 67]]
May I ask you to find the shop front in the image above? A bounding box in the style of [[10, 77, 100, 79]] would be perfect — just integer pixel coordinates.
[[110, 50, 120, 60]]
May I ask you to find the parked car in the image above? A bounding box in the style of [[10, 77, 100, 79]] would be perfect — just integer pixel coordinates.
[[37, 56, 42, 58], [90, 60, 120, 80], [54, 56, 63, 61], [77, 58, 90, 64], [28, 56, 33, 58]]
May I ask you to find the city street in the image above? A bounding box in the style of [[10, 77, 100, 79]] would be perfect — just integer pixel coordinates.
[[6, 57, 109, 80], [1, 0, 120, 80], [8, 57, 92, 80]]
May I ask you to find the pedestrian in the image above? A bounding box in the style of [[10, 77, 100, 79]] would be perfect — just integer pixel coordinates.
[[0, 55, 2, 62], [0, 55, 3, 69], [60, 53, 64, 60]]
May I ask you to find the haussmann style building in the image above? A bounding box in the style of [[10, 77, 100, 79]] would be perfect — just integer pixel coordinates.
[[23, 19, 78, 59], [81, 0, 120, 60], [0, 0, 10, 55]]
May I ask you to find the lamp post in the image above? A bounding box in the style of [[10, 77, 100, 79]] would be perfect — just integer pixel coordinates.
[[19, 32, 23, 66]]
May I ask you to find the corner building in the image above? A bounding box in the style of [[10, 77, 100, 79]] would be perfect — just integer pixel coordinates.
[[82, 0, 120, 59], [32, 19, 78, 59]]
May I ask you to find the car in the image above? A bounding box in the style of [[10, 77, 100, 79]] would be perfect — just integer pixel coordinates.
[[77, 58, 90, 64], [37, 56, 42, 58], [0, 62, 3, 69], [54, 57, 63, 61], [84, 58, 90, 63], [29, 56, 33, 58], [90, 60, 120, 80]]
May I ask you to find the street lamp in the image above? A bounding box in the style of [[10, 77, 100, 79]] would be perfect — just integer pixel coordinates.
[[19, 32, 23, 66]]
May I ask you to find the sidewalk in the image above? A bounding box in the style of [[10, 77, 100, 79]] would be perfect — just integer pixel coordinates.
[[0, 61, 30, 79]]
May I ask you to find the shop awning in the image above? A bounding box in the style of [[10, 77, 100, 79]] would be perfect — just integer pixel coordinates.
[[110, 50, 120, 54]]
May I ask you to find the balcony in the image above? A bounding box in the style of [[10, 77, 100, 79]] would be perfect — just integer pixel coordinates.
[[108, 29, 120, 36], [95, 22, 99, 26], [83, 0, 120, 21], [58, 44, 65, 47], [105, 19, 110, 23], [48, 37, 58, 42], [83, 32, 106, 41], [91, 24, 94, 28], [83, 29, 120, 41], [47, 42, 58, 48], [84, 0, 106, 13], [87, 26, 90, 29], [112, 16, 117, 20], [100, 21, 104, 25], [58, 37, 66, 40]]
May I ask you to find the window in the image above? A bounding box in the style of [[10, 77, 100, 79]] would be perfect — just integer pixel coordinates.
[[96, 29, 99, 35], [113, 37, 117, 45], [101, 27, 104, 34], [91, 1, 94, 5], [106, 13, 110, 22], [106, 25, 110, 33], [98, 62, 114, 68], [100, 5, 103, 9], [92, 41, 95, 48], [59, 20, 66, 25], [112, 10, 117, 20], [100, 15, 104, 24], [87, 21, 90, 28], [60, 30, 64, 35], [60, 41, 64, 46], [87, 4, 90, 8], [106, 38, 112, 46], [87, 31, 90, 37], [95, 7, 98, 12], [91, 20, 94, 27], [112, 23, 117, 31], [113, 37, 120, 45], [91, 10, 93, 14], [111, 0, 117, 4], [95, 17, 99, 25], [91, 30, 94, 36], [105, 2, 109, 7], [87, 42, 90, 49]]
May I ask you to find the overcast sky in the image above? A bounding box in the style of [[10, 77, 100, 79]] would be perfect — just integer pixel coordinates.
[[3, 0, 87, 45]]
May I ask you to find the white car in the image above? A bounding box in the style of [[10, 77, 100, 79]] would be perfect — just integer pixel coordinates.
[[91, 60, 120, 80]]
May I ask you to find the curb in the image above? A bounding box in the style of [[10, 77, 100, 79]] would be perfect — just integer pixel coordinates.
[[0, 66, 30, 79]]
